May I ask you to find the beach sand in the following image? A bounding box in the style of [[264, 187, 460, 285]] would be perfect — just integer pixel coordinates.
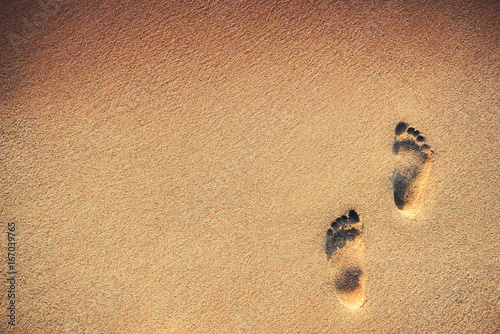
[[1, 0, 499, 332]]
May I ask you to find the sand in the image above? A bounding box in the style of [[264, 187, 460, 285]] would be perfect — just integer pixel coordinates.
[[1, 0, 499, 332]]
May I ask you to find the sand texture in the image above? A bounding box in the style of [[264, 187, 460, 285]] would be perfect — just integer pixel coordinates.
[[1, 0, 499, 333]]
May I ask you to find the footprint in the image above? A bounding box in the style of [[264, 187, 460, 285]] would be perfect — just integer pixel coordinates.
[[326, 210, 365, 310], [392, 122, 434, 218]]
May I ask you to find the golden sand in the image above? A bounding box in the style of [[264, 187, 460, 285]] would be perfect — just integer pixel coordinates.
[[1, 1, 499, 332]]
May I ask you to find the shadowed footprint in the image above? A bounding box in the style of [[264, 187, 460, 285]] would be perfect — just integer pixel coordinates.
[[393, 122, 434, 218], [326, 210, 365, 310]]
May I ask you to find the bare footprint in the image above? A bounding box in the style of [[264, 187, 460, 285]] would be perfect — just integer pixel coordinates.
[[326, 210, 365, 310], [392, 122, 434, 218]]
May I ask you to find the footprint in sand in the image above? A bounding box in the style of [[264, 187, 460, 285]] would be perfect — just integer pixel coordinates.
[[326, 210, 365, 310], [392, 122, 434, 218]]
